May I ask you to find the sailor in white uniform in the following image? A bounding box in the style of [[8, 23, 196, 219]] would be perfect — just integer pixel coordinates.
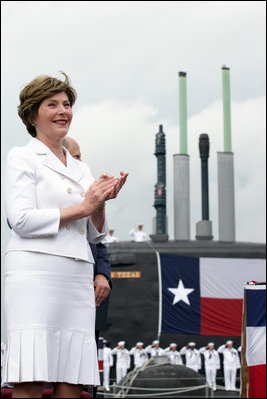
[[180, 342, 202, 372], [102, 229, 119, 244], [218, 341, 240, 391], [129, 224, 149, 242], [129, 342, 148, 369], [145, 340, 165, 358], [199, 343, 220, 391], [164, 343, 183, 365], [111, 341, 130, 384], [103, 340, 113, 391]]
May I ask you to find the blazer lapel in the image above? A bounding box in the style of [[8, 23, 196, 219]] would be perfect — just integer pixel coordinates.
[[28, 138, 83, 183]]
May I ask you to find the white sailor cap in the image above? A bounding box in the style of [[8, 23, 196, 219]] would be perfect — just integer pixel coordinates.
[[170, 343, 177, 347], [226, 340, 233, 345], [153, 340, 159, 345], [103, 339, 108, 344], [136, 342, 144, 346], [118, 341, 125, 346], [208, 342, 215, 346], [188, 342, 196, 346]]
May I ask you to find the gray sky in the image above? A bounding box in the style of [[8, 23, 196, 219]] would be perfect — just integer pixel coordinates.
[[1, 0, 266, 247]]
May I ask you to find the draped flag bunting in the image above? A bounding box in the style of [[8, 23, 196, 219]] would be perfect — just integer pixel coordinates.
[[241, 283, 266, 398], [98, 337, 104, 372]]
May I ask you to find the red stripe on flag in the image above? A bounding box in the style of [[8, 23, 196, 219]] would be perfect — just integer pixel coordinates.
[[200, 298, 243, 335], [248, 364, 266, 398]]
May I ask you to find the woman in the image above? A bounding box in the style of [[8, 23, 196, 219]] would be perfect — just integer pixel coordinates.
[[3, 72, 128, 398]]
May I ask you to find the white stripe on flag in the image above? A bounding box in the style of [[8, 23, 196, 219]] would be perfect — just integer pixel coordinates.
[[246, 326, 266, 367], [200, 258, 266, 298]]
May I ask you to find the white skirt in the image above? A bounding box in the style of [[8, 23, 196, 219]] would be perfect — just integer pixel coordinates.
[[3, 250, 100, 386]]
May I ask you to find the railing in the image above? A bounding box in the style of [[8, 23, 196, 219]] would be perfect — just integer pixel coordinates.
[[96, 378, 241, 398], [97, 383, 210, 398]]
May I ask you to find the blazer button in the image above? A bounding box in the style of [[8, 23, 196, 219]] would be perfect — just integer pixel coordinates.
[[60, 174, 65, 179], [67, 187, 72, 194], [66, 223, 71, 230], [79, 228, 85, 235], [80, 191, 85, 197]]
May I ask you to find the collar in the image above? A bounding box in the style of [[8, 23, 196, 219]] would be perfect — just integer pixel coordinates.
[[27, 138, 83, 183]]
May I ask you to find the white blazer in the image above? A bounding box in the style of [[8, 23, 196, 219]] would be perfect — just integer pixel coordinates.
[[4, 138, 108, 263]]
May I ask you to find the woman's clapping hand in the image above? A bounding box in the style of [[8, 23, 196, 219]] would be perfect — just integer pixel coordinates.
[[82, 171, 129, 216], [103, 171, 129, 200]]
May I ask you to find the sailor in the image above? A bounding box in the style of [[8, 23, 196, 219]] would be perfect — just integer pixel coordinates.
[[103, 340, 113, 391], [145, 340, 164, 357], [180, 342, 202, 372], [129, 342, 148, 368], [102, 229, 119, 244], [164, 343, 183, 365], [199, 343, 220, 391], [218, 340, 240, 391], [111, 341, 131, 384], [129, 224, 149, 242]]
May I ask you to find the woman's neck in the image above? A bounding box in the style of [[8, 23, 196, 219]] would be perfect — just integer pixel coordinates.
[[36, 135, 66, 165]]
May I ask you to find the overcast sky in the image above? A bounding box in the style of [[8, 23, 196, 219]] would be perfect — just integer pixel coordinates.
[[1, 1, 266, 248]]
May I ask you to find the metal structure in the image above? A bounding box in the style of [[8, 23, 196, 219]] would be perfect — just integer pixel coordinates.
[[196, 134, 213, 240], [151, 125, 168, 242], [217, 66, 236, 241], [173, 72, 190, 240]]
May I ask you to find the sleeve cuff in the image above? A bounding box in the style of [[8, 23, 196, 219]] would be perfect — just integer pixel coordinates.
[[88, 217, 108, 244]]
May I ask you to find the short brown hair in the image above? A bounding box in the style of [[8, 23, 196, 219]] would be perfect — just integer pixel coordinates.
[[18, 71, 77, 137]]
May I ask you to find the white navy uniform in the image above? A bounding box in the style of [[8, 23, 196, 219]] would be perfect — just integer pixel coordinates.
[[103, 347, 113, 389], [218, 345, 240, 390], [129, 347, 148, 368], [3, 138, 108, 386], [102, 234, 118, 244], [129, 228, 149, 242], [199, 347, 220, 390], [145, 345, 165, 357], [164, 348, 183, 365], [111, 347, 130, 383], [180, 347, 202, 372]]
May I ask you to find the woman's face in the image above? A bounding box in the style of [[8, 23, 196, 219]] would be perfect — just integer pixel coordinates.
[[34, 92, 73, 142]]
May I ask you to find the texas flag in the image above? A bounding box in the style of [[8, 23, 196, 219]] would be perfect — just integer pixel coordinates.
[[245, 284, 266, 398], [158, 254, 266, 336]]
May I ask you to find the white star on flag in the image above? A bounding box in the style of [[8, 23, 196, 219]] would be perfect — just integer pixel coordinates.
[[168, 279, 195, 305]]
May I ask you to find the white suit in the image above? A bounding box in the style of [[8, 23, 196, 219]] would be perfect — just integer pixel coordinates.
[[3, 138, 107, 386], [103, 347, 113, 389], [129, 347, 148, 368], [218, 345, 240, 390], [199, 347, 220, 390], [164, 349, 183, 365], [145, 345, 165, 357], [111, 348, 130, 383], [1, 342, 7, 385], [180, 347, 201, 372], [128, 229, 149, 242], [102, 234, 118, 244]]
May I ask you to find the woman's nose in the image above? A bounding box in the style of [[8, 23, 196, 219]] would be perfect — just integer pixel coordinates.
[[58, 104, 67, 113]]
